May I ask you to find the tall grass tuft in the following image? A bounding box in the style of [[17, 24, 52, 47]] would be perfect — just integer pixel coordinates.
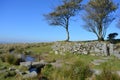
[[5, 53, 18, 65], [96, 63, 120, 80], [41, 60, 92, 80]]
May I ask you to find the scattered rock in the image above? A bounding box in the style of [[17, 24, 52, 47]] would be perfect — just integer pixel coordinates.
[[0, 66, 7, 70], [20, 62, 32, 67], [0, 70, 6, 74], [91, 69, 101, 75], [91, 59, 107, 65], [22, 71, 37, 79], [55, 51, 58, 55], [50, 59, 63, 68], [51, 63, 62, 68], [116, 71, 120, 76], [9, 66, 16, 71], [4, 71, 16, 78], [20, 60, 48, 67], [15, 69, 22, 75]]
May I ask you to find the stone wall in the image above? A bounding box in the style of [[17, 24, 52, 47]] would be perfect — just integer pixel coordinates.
[[52, 41, 118, 56]]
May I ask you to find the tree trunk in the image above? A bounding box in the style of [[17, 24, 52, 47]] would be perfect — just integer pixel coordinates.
[[98, 24, 104, 41], [98, 37, 104, 41], [65, 18, 70, 42], [65, 29, 70, 41]]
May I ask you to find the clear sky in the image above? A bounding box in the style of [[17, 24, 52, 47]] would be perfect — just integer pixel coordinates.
[[0, 0, 120, 43]]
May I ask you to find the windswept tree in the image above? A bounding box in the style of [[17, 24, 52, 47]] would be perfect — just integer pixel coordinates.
[[45, 0, 82, 41], [82, 0, 117, 41]]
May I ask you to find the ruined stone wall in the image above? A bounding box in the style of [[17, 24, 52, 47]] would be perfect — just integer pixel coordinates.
[[52, 41, 116, 56]]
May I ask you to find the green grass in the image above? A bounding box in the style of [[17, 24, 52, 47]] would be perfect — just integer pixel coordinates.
[[45, 53, 102, 64], [42, 53, 120, 80], [44, 53, 120, 71], [41, 60, 92, 80], [25, 43, 53, 54], [95, 63, 120, 80], [0, 42, 120, 80], [0, 59, 10, 69], [94, 56, 120, 71]]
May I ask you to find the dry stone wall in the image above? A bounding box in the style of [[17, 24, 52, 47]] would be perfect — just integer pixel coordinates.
[[52, 41, 118, 56]]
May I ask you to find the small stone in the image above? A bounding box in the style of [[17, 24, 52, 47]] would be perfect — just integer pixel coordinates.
[[9, 66, 16, 71], [91, 69, 101, 75], [55, 51, 58, 54], [116, 71, 120, 76], [90, 54, 96, 56]]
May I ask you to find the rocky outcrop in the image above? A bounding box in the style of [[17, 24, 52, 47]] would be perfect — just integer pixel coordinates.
[[52, 41, 119, 56]]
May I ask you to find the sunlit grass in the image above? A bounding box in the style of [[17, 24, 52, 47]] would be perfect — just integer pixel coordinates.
[[94, 56, 120, 71], [26, 43, 52, 54], [0, 42, 120, 80]]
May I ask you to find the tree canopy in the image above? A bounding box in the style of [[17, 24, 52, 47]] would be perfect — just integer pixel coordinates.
[[45, 0, 82, 41], [107, 33, 118, 40], [82, 0, 117, 41]]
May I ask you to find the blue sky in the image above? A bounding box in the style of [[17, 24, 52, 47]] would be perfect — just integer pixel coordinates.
[[0, 0, 120, 43]]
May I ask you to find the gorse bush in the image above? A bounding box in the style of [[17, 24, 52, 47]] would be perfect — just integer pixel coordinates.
[[41, 60, 92, 80]]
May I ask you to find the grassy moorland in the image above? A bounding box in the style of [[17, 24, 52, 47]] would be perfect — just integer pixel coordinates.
[[0, 42, 120, 80]]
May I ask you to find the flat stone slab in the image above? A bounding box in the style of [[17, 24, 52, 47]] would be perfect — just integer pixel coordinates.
[[50, 59, 63, 68], [51, 63, 62, 68], [20, 60, 48, 67], [22, 71, 37, 79], [91, 69, 120, 76], [91, 59, 107, 65], [0, 70, 6, 73], [102, 57, 111, 60], [91, 69, 101, 75], [114, 53, 120, 59], [116, 71, 120, 76]]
